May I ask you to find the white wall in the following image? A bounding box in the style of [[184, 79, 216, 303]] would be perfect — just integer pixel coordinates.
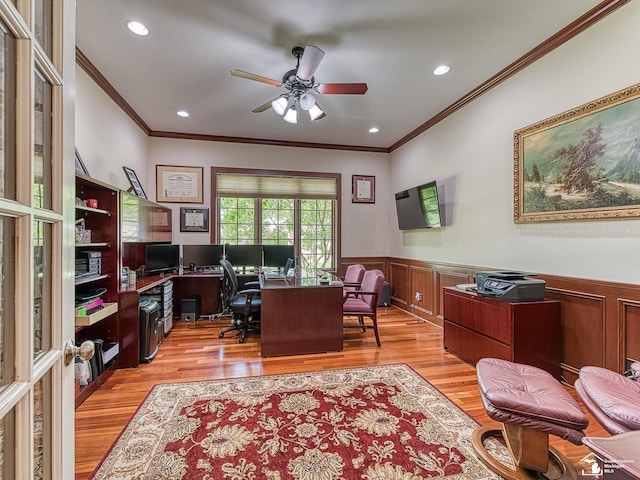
[[148, 138, 390, 256], [75, 69, 149, 191], [389, 1, 640, 284]]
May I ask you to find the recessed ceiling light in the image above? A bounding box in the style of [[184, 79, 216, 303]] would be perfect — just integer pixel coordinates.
[[433, 65, 451, 76], [368, 127, 380, 133], [126, 20, 149, 36], [177, 110, 190, 118]]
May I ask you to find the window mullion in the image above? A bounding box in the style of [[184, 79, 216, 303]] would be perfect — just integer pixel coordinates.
[[255, 198, 262, 244]]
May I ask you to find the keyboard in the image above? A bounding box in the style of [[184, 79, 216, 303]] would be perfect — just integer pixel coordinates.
[[264, 273, 284, 280]]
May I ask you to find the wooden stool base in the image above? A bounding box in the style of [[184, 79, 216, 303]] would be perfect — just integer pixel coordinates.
[[471, 424, 578, 480]]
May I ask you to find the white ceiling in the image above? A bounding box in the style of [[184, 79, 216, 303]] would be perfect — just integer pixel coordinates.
[[76, 0, 604, 150]]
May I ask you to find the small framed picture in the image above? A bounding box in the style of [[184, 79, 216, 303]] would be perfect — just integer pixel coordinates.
[[352, 175, 375, 203], [180, 207, 209, 232], [75, 148, 90, 176], [122, 166, 147, 199]]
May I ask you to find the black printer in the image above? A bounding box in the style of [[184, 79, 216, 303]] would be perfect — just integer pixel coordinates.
[[475, 271, 546, 302]]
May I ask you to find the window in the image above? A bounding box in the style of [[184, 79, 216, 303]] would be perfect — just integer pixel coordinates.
[[214, 168, 340, 270]]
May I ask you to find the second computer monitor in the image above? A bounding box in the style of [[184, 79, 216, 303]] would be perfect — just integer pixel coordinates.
[[224, 244, 263, 268], [263, 244, 295, 268], [182, 244, 224, 268]]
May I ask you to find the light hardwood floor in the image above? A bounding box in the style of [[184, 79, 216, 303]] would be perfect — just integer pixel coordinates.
[[75, 306, 607, 479]]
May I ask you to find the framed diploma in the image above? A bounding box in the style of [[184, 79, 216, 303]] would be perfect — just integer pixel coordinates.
[[156, 165, 203, 203], [180, 207, 209, 232], [352, 175, 375, 204]]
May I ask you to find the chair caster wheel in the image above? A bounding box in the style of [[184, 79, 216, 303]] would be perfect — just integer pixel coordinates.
[[218, 332, 224, 338]]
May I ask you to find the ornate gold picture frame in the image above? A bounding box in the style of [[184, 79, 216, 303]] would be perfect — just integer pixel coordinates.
[[514, 83, 640, 223]]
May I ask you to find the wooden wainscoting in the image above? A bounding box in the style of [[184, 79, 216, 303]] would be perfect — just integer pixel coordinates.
[[341, 256, 640, 382]]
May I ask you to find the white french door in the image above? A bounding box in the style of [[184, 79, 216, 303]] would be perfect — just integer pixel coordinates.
[[0, 0, 75, 478]]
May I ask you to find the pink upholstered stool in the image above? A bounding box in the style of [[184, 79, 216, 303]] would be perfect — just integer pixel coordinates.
[[472, 358, 589, 480]]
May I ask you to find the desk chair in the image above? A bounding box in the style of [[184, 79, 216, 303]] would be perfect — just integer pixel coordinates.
[[218, 259, 261, 343], [342, 264, 365, 300], [343, 269, 385, 346]]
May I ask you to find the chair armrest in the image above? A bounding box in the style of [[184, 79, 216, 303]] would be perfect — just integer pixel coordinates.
[[244, 280, 261, 288], [238, 288, 261, 296]]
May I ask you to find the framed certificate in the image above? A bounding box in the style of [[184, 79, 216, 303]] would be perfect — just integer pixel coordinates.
[[156, 165, 203, 203], [352, 175, 375, 203], [180, 207, 209, 232]]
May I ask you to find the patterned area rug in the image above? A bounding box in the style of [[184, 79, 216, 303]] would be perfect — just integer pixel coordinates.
[[91, 364, 501, 479]]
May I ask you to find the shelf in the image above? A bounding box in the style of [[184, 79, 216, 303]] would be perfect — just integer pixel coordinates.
[[75, 362, 117, 408], [75, 274, 109, 286], [76, 242, 110, 248], [76, 205, 110, 216], [75, 302, 118, 326]]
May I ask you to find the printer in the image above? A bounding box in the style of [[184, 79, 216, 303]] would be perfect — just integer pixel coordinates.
[[475, 271, 546, 302]]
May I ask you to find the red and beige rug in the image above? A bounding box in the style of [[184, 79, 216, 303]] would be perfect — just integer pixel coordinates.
[[91, 364, 501, 479]]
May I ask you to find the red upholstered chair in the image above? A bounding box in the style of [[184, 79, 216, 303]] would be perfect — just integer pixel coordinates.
[[342, 264, 365, 299], [343, 269, 385, 346]]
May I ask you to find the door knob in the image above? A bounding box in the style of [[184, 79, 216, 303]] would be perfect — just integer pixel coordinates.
[[64, 339, 95, 366]]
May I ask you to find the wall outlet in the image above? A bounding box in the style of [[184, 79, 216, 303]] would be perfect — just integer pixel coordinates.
[[415, 292, 423, 301]]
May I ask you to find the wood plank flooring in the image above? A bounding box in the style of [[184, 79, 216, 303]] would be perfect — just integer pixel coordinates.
[[75, 306, 608, 479]]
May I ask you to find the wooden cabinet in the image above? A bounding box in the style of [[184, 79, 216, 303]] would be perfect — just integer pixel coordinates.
[[443, 286, 561, 379], [75, 174, 121, 407]]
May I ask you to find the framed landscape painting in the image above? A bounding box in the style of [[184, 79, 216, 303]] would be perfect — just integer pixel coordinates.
[[514, 83, 640, 223]]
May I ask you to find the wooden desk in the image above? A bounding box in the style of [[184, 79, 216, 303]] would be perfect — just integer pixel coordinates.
[[260, 272, 344, 357], [118, 271, 226, 367]]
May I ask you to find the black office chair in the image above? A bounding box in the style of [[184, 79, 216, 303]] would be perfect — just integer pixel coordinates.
[[218, 259, 261, 343]]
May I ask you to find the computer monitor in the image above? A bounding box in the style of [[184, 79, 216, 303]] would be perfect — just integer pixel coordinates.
[[145, 244, 180, 274], [262, 244, 295, 268], [182, 244, 224, 268], [224, 244, 263, 268]]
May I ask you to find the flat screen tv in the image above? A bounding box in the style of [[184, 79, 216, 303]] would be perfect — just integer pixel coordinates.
[[182, 244, 224, 268], [394, 181, 442, 230], [145, 244, 180, 273]]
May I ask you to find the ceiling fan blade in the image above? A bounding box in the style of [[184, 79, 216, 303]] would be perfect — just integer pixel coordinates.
[[296, 45, 325, 81], [251, 99, 276, 113], [231, 69, 282, 87], [316, 83, 368, 95]]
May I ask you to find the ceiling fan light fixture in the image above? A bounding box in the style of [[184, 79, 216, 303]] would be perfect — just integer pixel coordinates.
[[272, 95, 289, 115], [308, 103, 326, 121], [299, 93, 316, 111], [283, 105, 298, 124]]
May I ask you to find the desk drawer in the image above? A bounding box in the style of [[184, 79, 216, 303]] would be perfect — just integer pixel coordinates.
[[444, 321, 510, 364], [444, 292, 511, 345]]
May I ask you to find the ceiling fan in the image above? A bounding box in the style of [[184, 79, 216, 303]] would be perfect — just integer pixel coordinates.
[[231, 45, 368, 123]]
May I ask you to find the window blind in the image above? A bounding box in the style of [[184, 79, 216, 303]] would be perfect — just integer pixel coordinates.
[[216, 173, 337, 199]]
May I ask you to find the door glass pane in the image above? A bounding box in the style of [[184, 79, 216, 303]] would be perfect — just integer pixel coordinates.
[[0, 21, 17, 201], [0, 408, 16, 479], [33, 221, 51, 358], [34, 0, 53, 58], [34, 70, 52, 210], [0, 216, 16, 392], [34, 373, 51, 480]]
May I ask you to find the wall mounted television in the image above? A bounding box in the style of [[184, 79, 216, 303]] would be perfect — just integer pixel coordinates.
[[145, 244, 180, 274], [394, 180, 442, 230]]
